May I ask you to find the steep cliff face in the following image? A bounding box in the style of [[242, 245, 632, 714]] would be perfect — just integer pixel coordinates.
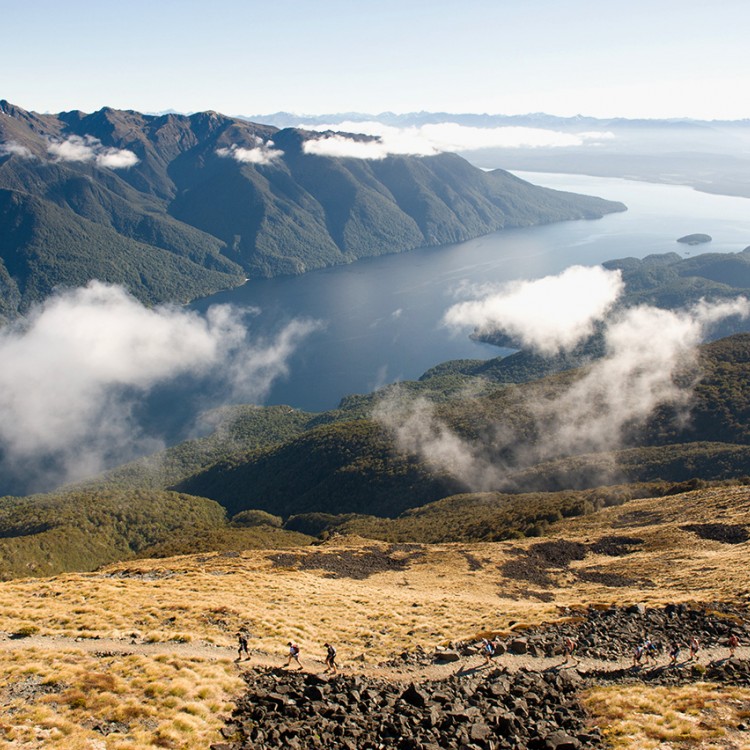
[[0, 101, 625, 317]]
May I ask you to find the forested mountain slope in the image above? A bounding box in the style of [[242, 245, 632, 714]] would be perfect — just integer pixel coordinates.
[[0, 100, 624, 317]]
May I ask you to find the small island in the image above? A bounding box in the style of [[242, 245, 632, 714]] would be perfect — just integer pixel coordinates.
[[677, 233, 712, 245]]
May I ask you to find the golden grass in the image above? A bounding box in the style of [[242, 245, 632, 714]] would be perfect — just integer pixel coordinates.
[[1, 487, 749, 655], [0, 484, 748, 746], [0, 647, 241, 749], [581, 683, 750, 750]]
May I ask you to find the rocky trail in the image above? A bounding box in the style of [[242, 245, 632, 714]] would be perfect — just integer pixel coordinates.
[[3, 600, 747, 675], [1, 631, 747, 680]]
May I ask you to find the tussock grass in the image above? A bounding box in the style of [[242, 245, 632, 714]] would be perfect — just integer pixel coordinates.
[[0, 483, 749, 746], [581, 683, 750, 749], [0, 647, 241, 749]]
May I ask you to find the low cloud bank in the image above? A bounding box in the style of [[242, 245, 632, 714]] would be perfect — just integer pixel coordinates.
[[216, 137, 284, 165], [301, 121, 614, 160], [377, 266, 750, 491], [47, 135, 139, 169], [0, 141, 34, 158], [0, 282, 319, 492]]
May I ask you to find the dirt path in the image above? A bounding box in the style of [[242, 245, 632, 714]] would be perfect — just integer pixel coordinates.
[[1, 633, 747, 681]]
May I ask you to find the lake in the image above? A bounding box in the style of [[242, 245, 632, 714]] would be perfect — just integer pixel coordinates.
[[191, 173, 750, 414]]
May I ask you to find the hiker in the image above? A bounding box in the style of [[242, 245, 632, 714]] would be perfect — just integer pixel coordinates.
[[688, 636, 700, 661], [481, 638, 495, 664], [323, 642, 338, 674], [632, 643, 644, 667], [236, 630, 250, 662], [642, 638, 657, 665], [729, 634, 740, 658], [562, 636, 577, 663], [286, 641, 303, 670], [669, 640, 681, 666]]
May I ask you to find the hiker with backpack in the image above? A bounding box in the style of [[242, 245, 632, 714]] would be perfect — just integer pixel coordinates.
[[562, 636, 577, 663], [285, 641, 303, 670], [480, 638, 495, 665], [643, 637, 657, 665], [688, 636, 700, 661], [323, 643, 338, 674], [669, 640, 681, 666], [236, 630, 250, 662]]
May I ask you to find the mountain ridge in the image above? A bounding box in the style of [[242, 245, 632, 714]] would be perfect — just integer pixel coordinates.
[[0, 101, 625, 318]]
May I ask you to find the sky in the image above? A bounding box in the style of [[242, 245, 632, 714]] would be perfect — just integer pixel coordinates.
[[1, 0, 749, 120]]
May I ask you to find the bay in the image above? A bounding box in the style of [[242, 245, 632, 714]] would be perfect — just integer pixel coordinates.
[[190, 173, 750, 414]]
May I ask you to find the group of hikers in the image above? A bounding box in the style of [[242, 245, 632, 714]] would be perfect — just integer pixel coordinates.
[[237, 629, 741, 673], [479, 632, 741, 668], [236, 630, 337, 673], [631, 632, 740, 667]]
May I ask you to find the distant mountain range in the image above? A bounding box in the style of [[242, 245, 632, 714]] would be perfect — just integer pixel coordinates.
[[246, 111, 750, 200], [0, 101, 624, 319]]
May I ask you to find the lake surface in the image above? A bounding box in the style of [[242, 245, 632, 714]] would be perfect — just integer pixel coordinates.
[[191, 173, 750, 414]]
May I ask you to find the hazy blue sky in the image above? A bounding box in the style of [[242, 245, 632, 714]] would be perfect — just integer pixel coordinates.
[[3, 0, 748, 119]]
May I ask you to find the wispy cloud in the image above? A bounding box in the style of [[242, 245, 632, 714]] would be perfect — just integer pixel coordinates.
[[47, 135, 139, 168], [300, 120, 614, 159], [377, 266, 750, 492], [0, 140, 34, 158], [216, 137, 284, 165], [0, 282, 319, 492]]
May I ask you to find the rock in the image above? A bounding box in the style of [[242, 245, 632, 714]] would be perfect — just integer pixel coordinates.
[[469, 722, 492, 742], [545, 730, 581, 749], [434, 649, 461, 663], [509, 638, 529, 654], [400, 683, 429, 707], [304, 685, 325, 701]]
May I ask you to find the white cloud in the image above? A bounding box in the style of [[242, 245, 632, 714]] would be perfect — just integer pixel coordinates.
[[443, 265, 625, 355], [420, 122, 613, 150], [216, 137, 284, 165], [377, 265, 750, 492], [0, 282, 318, 491], [0, 140, 33, 158], [303, 127, 437, 159], [303, 134, 396, 160], [299, 120, 615, 159], [47, 135, 139, 169], [95, 148, 139, 169]]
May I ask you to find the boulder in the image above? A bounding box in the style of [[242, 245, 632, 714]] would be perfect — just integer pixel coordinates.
[[545, 730, 581, 749], [400, 683, 429, 708], [433, 649, 461, 663], [509, 638, 529, 654]]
